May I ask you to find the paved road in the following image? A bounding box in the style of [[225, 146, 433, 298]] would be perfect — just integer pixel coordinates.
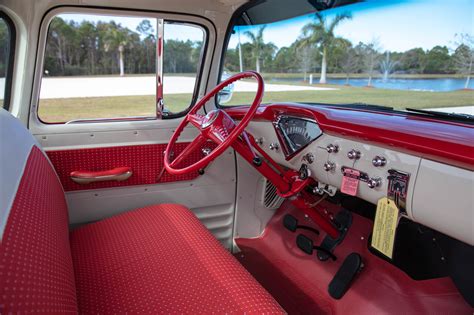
[[1, 76, 472, 115], [34, 75, 336, 99], [427, 106, 473, 115]]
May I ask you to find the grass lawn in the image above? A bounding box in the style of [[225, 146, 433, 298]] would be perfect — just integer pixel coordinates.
[[38, 86, 473, 122]]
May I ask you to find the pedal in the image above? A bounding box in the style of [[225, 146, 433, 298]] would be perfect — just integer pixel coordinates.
[[317, 209, 352, 261], [283, 214, 320, 236], [328, 253, 363, 299], [296, 234, 337, 261]]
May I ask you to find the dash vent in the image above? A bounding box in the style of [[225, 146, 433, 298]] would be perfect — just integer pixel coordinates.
[[263, 179, 285, 209]]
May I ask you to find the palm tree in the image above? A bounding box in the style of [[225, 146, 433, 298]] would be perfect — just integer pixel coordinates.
[[104, 23, 129, 76], [300, 12, 352, 84], [245, 26, 267, 73]]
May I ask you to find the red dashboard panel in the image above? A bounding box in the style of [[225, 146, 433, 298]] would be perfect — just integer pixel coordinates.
[[225, 104, 474, 170], [47, 142, 214, 191]]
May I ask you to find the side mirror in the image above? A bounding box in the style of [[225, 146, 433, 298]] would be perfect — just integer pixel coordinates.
[[217, 82, 234, 104]]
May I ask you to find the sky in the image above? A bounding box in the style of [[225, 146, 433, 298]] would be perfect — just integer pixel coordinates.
[[229, 0, 474, 52], [61, 0, 472, 52], [60, 14, 205, 42]]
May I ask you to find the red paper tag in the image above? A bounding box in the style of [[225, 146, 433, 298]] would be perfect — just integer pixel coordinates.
[[341, 168, 360, 196]]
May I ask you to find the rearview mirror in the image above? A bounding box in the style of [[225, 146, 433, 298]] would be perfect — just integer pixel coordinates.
[[217, 84, 234, 104], [218, 71, 235, 104]]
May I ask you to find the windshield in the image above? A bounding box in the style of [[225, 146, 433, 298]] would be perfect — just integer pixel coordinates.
[[219, 0, 473, 117]]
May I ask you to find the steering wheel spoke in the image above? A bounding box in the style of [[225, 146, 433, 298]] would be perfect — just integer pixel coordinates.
[[187, 113, 204, 130], [164, 71, 263, 176], [169, 134, 207, 168]]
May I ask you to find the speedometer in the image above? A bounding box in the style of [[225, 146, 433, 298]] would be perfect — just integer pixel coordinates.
[[274, 115, 322, 158]]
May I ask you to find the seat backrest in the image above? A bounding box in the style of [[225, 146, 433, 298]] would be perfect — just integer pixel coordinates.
[[0, 109, 78, 313]]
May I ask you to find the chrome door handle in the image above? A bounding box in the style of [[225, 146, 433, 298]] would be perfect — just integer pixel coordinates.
[[70, 167, 132, 184]]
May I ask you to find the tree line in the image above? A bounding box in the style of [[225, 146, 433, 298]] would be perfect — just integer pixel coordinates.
[[0, 19, 11, 77], [1, 14, 472, 89], [42, 17, 203, 76]]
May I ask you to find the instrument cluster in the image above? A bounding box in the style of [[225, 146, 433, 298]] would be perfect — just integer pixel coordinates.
[[273, 115, 322, 159]]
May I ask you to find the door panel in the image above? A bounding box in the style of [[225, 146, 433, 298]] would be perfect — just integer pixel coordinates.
[[34, 123, 237, 249], [47, 141, 217, 191], [65, 152, 236, 247], [37, 127, 237, 248]]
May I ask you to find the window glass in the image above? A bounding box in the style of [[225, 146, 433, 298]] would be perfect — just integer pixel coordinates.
[[38, 13, 205, 123], [220, 0, 473, 117], [163, 23, 205, 114], [0, 16, 13, 109]]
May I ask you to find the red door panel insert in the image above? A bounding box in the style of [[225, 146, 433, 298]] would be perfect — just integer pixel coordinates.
[[47, 142, 215, 191]]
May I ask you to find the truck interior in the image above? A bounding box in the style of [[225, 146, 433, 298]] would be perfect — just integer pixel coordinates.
[[1, 0, 473, 313]]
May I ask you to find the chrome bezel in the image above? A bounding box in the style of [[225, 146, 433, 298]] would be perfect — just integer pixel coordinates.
[[273, 115, 322, 160], [201, 110, 219, 128]]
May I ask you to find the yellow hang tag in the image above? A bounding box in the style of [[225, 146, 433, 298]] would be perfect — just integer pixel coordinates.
[[371, 197, 399, 259]]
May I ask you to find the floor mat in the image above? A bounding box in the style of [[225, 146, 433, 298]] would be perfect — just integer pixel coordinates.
[[235, 200, 472, 314]]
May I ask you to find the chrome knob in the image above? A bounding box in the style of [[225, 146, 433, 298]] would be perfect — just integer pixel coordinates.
[[269, 142, 279, 151], [312, 187, 324, 195], [347, 149, 361, 160], [201, 147, 211, 156], [303, 152, 314, 164], [367, 177, 382, 189], [255, 137, 264, 145], [326, 144, 339, 153], [372, 156, 386, 167], [323, 161, 335, 172]]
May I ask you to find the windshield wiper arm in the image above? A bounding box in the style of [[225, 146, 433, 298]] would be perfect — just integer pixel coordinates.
[[346, 102, 394, 111], [303, 102, 394, 111], [405, 108, 474, 123]]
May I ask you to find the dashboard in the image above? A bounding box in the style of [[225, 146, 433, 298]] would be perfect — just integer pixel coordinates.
[[228, 104, 474, 246]]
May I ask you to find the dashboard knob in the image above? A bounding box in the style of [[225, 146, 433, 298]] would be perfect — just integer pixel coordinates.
[[323, 161, 335, 172], [312, 187, 324, 195], [302, 152, 314, 164], [347, 149, 361, 160], [372, 156, 386, 167], [326, 144, 339, 153], [269, 142, 279, 151], [367, 177, 382, 189]]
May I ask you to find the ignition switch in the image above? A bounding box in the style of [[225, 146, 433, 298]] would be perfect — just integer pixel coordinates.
[[299, 164, 311, 180]]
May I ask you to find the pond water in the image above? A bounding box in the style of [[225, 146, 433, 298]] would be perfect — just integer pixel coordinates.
[[270, 77, 473, 92]]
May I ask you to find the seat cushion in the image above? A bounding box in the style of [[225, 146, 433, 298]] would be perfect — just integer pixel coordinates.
[[70, 203, 283, 314]]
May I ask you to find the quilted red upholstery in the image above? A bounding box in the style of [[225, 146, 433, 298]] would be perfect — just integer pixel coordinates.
[[0, 146, 78, 313], [70, 204, 283, 314]]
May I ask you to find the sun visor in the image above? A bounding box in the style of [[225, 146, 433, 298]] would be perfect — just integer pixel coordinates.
[[236, 0, 360, 25]]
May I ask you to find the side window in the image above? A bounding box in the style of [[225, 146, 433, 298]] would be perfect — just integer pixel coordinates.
[[38, 13, 205, 123], [163, 23, 205, 115], [0, 14, 14, 110]]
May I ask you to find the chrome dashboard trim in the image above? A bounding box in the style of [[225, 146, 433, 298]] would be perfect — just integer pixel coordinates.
[[272, 114, 323, 160]]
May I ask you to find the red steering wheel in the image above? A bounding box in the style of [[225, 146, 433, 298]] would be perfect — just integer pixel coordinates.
[[164, 71, 264, 175]]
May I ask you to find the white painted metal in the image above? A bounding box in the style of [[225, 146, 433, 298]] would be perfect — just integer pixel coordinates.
[[0, 109, 41, 239], [233, 154, 279, 242], [412, 159, 474, 245], [245, 122, 420, 210]]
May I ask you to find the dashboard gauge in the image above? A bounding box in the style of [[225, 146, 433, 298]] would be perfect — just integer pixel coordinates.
[[274, 115, 323, 158]]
